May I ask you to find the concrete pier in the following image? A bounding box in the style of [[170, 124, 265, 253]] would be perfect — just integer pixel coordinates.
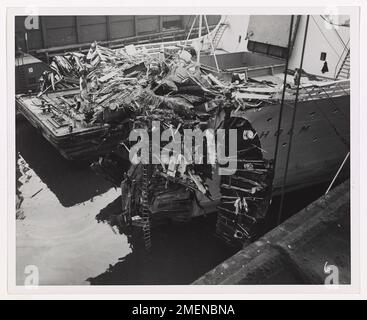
[[193, 180, 350, 284]]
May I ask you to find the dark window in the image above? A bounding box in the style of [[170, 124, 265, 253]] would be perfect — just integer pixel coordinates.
[[247, 40, 287, 59], [320, 52, 327, 61]]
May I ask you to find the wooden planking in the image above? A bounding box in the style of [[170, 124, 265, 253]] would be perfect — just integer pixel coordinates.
[[17, 94, 127, 160]]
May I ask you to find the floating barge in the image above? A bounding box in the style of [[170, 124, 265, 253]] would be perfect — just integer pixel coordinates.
[[16, 88, 131, 160]]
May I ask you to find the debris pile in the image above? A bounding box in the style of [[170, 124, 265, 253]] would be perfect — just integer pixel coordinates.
[[40, 41, 276, 247], [38, 41, 284, 127]]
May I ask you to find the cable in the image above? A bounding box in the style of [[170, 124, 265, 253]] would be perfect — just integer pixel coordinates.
[[320, 15, 349, 53], [277, 15, 310, 225], [319, 15, 350, 28], [333, 27, 348, 50], [325, 151, 350, 194], [185, 15, 197, 45], [184, 15, 192, 30], [272, 15, 294, 193], [312, 15, 350, 79], [311, 16, 339, 56], [203, 15, 219, 71]]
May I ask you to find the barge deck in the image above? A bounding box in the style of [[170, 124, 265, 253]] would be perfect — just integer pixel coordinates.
[[16, 88, 130, 160]]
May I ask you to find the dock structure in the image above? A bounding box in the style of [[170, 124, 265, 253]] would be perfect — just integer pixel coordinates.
[[193, 179, 350, 284]]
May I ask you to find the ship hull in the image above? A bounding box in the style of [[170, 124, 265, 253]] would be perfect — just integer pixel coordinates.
[[239, 94, 350, 193]]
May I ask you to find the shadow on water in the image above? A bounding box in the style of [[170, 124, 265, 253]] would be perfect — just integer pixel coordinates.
[[16, 118, 112, 207], [88, 213, 238, 285], [16, 117, 349, 285], [87, 179, 347, 285], [264, 182, 331, 233]]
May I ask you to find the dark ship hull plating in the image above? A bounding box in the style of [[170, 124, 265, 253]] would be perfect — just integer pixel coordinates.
[[246, 94, 350, 192]]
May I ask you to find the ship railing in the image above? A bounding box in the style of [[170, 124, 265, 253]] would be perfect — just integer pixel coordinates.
[[295, 79, 350, 101], [31, 26, 215, 62], [234, 78, 349, 106]]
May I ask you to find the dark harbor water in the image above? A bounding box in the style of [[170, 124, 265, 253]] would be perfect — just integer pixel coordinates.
[[16, 118, 338, 285]]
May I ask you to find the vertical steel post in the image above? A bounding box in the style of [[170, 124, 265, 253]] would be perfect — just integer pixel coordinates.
[[197, 15, 203, 64], [272, 15, 295, 175], [277, 15, 310, 225]]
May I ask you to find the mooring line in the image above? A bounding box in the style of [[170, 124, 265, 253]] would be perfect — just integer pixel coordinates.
[[277, 15, 310, 225], [325, 151, 350, 195]]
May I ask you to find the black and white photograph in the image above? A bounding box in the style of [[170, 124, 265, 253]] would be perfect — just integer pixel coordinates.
[[1, 0, 366, 301]]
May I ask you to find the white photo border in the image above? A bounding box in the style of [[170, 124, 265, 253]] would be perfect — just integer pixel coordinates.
[[1, 1, 363, 299]]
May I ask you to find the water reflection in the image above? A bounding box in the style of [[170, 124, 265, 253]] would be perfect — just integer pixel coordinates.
[[88, 214, 238, 285], [16, 119, 127, 285], [16, 119, 112, 207], [16, 119, 237, 285], [16, 154, 126, 285], [87, 182, 332, 285], [16, 118, 344, 285]]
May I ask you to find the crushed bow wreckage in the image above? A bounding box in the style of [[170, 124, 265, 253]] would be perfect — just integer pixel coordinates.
[[16, 38, 349, 250], [15, 40, 291, 160], [68, 41, 277, 250]]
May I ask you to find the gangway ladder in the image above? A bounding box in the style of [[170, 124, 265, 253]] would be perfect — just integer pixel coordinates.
[[336, 49, 350, 79], [212, 22, 228, 50], [141, 165, 152, 250]]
